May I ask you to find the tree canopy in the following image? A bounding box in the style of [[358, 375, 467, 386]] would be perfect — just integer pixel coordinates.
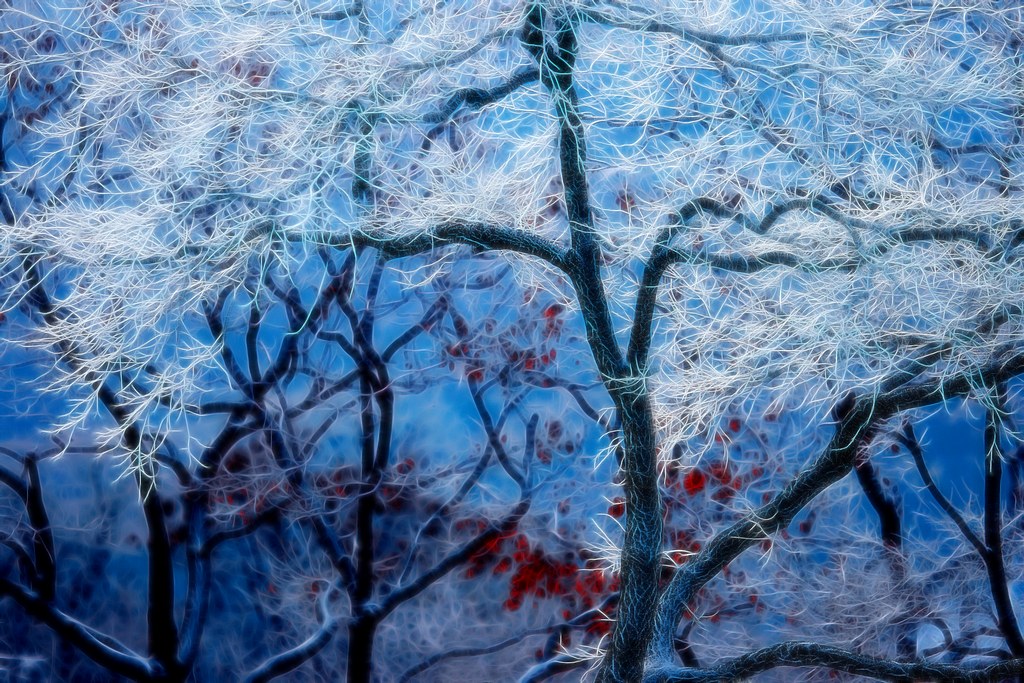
[[3, 0, 1024, 682]]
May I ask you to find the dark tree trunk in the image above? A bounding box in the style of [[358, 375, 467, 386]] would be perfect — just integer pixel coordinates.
[[347, 618, 376, 683]]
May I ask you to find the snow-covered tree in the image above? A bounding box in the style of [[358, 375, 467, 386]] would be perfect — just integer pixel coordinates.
[[4, 0, 1024, 681]]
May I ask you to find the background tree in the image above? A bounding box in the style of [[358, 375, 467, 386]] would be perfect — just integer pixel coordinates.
[[5, 0, 1024, 682], [0, 239, 623, 681]]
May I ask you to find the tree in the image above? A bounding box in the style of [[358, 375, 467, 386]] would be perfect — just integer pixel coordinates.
[[0, 242, 619, 682], [4, 0, 1024, 682]]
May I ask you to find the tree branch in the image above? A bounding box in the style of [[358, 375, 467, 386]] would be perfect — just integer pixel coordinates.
[[653, 351, 1024, 662], [645, 641, 1024, 682], [242, 591, 339, 683], [982, 396, 1024, 657], [0, 578, 158, 680], [376, 497, 531, 619], [317, 224, 569, 270], [898, 423, 987, 558]]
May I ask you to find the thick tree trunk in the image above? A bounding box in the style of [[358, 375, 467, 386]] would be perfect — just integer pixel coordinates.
[[347, 618, 376, 683], [595, 390, 662, 683]]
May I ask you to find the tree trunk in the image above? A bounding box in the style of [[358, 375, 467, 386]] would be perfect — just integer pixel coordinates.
[[596, 390, 662, 683], [347, 618, 376, 683]]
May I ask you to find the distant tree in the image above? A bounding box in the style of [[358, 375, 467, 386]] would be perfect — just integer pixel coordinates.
[[0, 241, 619, 681], [5, 1, 1024, 683]]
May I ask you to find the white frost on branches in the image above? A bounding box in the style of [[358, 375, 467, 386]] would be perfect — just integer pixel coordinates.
[[3, 0, 1024, 472]]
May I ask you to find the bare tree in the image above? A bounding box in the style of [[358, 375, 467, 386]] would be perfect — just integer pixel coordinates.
[[1, 242, 614, 681], [5, 0, 1024, 682]]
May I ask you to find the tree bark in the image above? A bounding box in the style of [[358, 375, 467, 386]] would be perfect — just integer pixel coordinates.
[[347, 617, 377, 683]]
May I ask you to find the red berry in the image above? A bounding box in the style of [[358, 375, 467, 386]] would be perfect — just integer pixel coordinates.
[[683, 469, 707, 495]]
